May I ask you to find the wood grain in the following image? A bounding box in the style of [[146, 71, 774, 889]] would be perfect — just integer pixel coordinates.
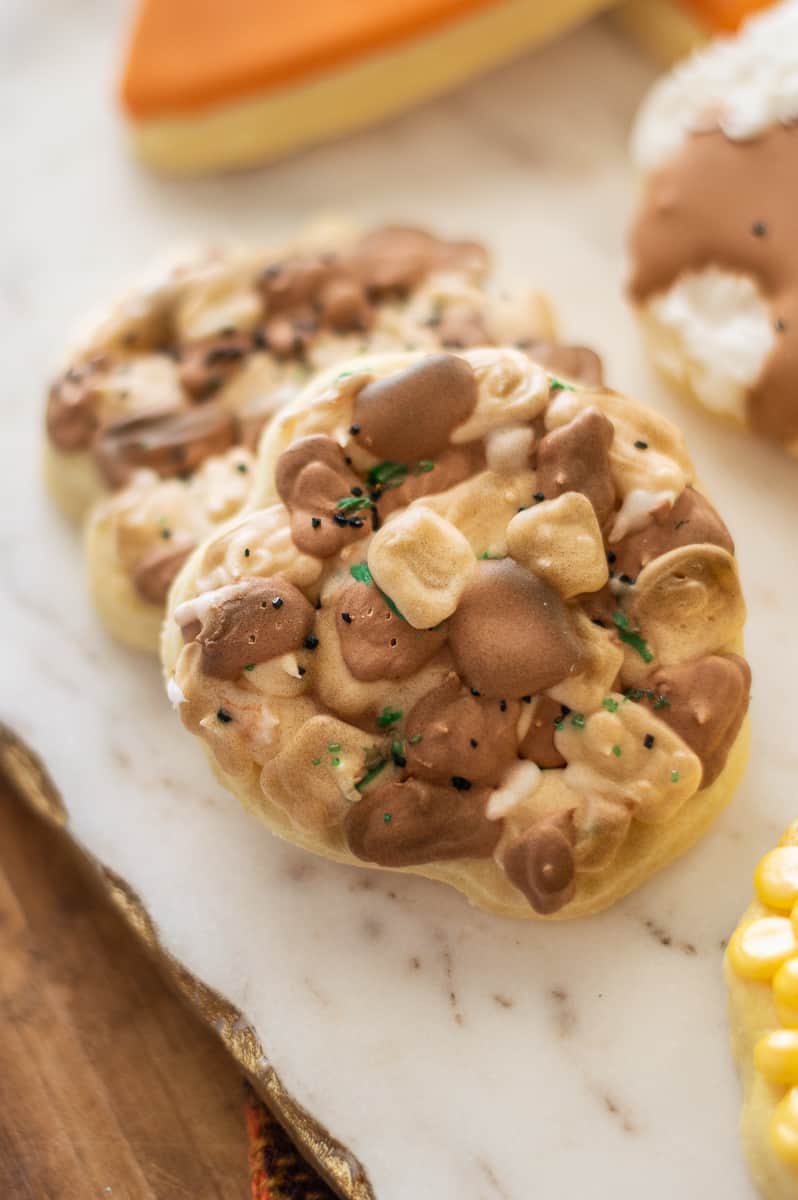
[[0, 776, 249, 1200]]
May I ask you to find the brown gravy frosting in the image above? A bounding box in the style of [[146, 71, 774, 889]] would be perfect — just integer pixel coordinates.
[[629, 123, 798, 442]]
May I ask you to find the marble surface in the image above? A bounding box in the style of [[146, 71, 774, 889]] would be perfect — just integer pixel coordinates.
[[4, 4, 798, 1197]]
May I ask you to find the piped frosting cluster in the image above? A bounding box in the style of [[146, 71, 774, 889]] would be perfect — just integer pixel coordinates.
[[170, 348, 750, 915]]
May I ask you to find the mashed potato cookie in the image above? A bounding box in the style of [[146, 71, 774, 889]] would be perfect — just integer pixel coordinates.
[[726, 821, 798, 1199], [162, 347, 750, 918], [628, 2, 798, 452], [50, 221, 592, 652]]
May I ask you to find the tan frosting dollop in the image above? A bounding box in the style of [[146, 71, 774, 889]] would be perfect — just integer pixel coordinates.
[[274, 434, 368, 558], [178, 330, 253, 399], [334, 579, 448, 681], [184, 577, 315, 679], [345, 776, 499, 867], [501, 817, 577, 915], [448, 559, 582, 699], [351, 354, 477, 461], [536, 406, 616, 527], [611, 486, 734, 580], [641, 654, 751, 786], [404, 674, 520, 786], [93, 404, 236, 487]]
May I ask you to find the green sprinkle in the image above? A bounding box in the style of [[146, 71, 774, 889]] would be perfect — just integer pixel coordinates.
[[602, 697, 619, 713], [550, 377, 576, 392], [332, 757, 341, 767], [337, 369, 355, 380], [391, 739, 404, 758], [243, 663, 255, 672], [336, 495, 372, 513], [312, 757, 321, 766], [237, 462, 248, 473], [350, 562, 374, 585], [355, 759, 388, 792], [570, 712, 586, 729], [671, 769, 680, 783], [612, 744, 622, 757], [328, 742, 341, 752], [383, 812, 392, 824], [367, 461, 407, 488], [377, 707, 403, 728], [654, 695, 671, 710], [414, 460, 435, 474], [554, 719, 565, 731], [408, 733, 422, 745], [612, 611, 654, 663], [480, 551, 501, 560]]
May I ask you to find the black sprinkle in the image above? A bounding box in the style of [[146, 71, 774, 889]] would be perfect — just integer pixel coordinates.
[[392, 752, 407, 768], [297, 666, 306, 677], [560, 704, 572, 716], [499, 700, 507, 712], [349, 424, 361, 435], [304, 635, 319, 650], [470, 738, 479, 749], [776, 318, 787, 334], [752, 220, 767, 238], [533, 492, 545, 503], [522, 695, 532, 704], [591, 618, 607, 628], [272, 596, 283, 609], [315, 598, 322, 610], [607, 551, 617, 565], [351, 486, 364, 497], [370, 507, 381, 533], [634, 440, 648, 450], [451, 776, 472, 791], [619, 573, 635, 585], [244, 547, 250, 557], [644, 733, 655, 749], [344, 455, 353, 465], [333, 514, 349, 526], [216, 708, 233, 724], [311, 517, 322, 528], [349, 517, 364, 528], [341, 612, 353, 624], [470, 687, 481, 697]]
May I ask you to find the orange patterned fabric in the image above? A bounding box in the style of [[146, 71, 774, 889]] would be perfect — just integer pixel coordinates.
[[245, 1083, 337, 1200]]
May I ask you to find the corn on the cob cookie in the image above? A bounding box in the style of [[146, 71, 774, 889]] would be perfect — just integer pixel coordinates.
[[726, 823, 798, 1199], [162, 346, 751, 919]]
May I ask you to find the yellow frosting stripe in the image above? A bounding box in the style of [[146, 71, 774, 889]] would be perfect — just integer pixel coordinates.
[[129, 0, 613, 173]]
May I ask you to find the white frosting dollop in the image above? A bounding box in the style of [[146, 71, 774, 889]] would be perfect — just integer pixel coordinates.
[[631, 0, 798, 172]]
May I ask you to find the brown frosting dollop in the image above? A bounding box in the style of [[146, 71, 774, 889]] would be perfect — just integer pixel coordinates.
[[523, 341, 604, 386], [178, 331, 252, 400], [132, 535, 196, 605], [187, 577, 315, 679], [351, 354, 477, 461], [346, 226, 488, 298], [536, 407, 616, 527], [345, 776, 499, 867], [641, 653, 751, 787], [47, 360, 107, 451], [611, 486, 734, 580], [448, 560, 582, 699], [519, 695, 567, 768], [502, 817, 577, 915], [275, 434, 368, 558], [93, 404, 235, 488], [405, 674, 520, 786], [335, 580, 447, 681]]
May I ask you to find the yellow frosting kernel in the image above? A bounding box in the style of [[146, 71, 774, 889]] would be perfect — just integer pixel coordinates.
[[771, 1087, 798, 1166], [755, 847, 798, 911], [728, 917, 798, 981], [774, 957, 798, 1012], [755, 1030, 798, 1086]]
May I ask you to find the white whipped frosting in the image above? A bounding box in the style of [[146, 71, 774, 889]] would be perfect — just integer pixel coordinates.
[[640, 268, 776, 423], [631, 0, 798, 172]]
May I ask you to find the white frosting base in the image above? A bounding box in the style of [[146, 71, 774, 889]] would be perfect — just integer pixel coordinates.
[[641, 268, 775, 424], [631, 0, 798, 172]]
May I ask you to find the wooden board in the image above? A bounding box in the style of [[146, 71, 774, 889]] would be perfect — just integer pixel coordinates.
[[0, 776, 248, 1200]]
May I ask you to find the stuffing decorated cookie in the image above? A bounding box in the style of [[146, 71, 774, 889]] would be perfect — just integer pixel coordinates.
[[726, 822, 798, 1199], [162, 347, 751, 919], [627, 1, 798, 453], [48, 220, 594, 652]]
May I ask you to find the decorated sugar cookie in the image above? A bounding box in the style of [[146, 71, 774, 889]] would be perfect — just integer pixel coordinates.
[[48, 221, 591, 652], [162, 347, 750, 918], [727, 822, 798, 1199], [628, 1, 798, 453]]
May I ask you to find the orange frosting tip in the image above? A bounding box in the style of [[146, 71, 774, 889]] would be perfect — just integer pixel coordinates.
[[677, 0, 774, 32], [121, 0, 508, 118]]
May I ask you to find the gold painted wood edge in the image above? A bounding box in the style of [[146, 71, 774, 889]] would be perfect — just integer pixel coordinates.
[[0, 721, 375, 1200]]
